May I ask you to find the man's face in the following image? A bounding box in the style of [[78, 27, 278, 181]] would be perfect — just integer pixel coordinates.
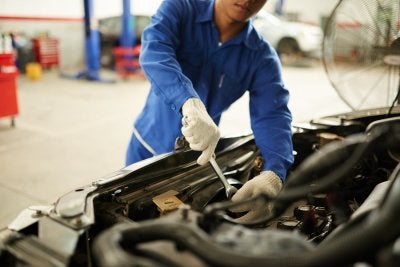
[[218, 0, 267, 22]]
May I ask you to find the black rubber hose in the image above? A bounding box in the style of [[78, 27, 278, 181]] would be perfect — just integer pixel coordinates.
[[276, 127, 385, 203], [93, 220, 314, 267], [92, 224, 160, 267]]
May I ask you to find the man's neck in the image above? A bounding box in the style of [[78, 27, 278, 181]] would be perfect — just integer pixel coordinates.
[[214, 3, 247, 43]]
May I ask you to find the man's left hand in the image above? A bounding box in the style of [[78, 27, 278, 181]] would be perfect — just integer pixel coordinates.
[[230, 171, 282, 223]]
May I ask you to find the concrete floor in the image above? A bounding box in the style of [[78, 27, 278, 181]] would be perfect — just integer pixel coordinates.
[[0, 61, 350, 228]]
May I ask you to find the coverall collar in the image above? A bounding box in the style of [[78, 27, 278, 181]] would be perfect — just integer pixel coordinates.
[[196, 0, 262, 50]]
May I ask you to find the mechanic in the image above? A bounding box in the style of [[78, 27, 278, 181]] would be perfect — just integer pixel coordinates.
[[126, 0, 294, 222]]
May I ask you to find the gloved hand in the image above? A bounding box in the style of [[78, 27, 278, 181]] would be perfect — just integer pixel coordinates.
[[181, 98, 220, 165], [230, 171, 282, 223]]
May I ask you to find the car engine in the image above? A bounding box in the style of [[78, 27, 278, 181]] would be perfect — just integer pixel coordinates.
[[1, 108, 400, 267]]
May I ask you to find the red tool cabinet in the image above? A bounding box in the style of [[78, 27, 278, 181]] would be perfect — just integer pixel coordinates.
[[112, 45, 144, 79], [0, 53, 19, 127], [32, 37, 59, 69]]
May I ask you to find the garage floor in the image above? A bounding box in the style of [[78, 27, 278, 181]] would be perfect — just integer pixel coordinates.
[[0, 62, 350, 228]]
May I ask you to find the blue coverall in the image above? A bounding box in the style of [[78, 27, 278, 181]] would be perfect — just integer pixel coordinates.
[[126, 0, 293, 180]]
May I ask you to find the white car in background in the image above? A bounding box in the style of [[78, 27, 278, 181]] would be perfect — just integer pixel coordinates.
[[253, 10, 323, 60]]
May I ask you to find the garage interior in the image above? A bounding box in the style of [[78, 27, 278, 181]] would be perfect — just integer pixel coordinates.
[[0, 65, 349, 228], [1, 1, 400, 265], [0, 0, 400, 267]]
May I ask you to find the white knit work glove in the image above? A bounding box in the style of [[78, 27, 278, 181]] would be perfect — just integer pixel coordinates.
[[181, 98, 220, 165], [230, 171, 282, 223]]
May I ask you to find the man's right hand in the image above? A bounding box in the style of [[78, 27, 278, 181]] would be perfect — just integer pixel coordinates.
[[181, 98, 220, 165], [230, 171, 282, 223]]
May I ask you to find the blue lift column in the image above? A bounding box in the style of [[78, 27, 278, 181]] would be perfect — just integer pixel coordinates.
[[62, 0, 113, 82], [80, 0, 101, 80], [112, 0, 141, 78], [120, 0, 135, 48]]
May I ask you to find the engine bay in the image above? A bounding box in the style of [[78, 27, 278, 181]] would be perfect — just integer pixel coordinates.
[[1, 109, 400, 267]]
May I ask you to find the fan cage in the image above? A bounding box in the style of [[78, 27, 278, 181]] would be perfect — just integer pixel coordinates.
[[322, 0, 400, 111]]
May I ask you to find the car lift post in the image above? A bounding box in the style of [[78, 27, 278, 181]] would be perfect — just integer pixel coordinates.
[[61, 0, 114, 82], [113, 0, 142, 78], [120, 0, 135, 48]]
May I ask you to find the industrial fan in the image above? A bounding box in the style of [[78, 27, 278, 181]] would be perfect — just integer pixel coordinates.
[[323, 0, 400, 112]]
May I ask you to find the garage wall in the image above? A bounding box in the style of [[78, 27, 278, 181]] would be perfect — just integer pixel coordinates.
[[0, 0, 162, 70], [0, 0, 162, 18], [0, 0, 338, 69], [0, 0, 83, 70], [0, 19, 84, 70], [0, 0, 82, 18]]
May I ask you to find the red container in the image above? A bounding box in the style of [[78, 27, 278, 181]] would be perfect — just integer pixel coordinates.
[[0, 72, 19, 123], [112, 45, 144, 79], [0, 53, 15, 66]]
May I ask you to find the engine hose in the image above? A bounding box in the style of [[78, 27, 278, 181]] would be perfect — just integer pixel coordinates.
[[93, 220, 315, 267], [92, 224, 159, 267], [286, 133, 366, 188], [286, 122, 400, 191], [276, 126, 385, 203], [276, 135, 372, 203]]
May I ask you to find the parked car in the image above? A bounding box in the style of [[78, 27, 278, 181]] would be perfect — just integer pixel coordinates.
[[253, 10, 323, 60], [98, 15, 150, 68], [99, 11, 323, 68]]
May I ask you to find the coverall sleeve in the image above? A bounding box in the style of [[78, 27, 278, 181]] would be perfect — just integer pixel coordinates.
[[139, 0, 199, 113], [249, 56, 294, 180]]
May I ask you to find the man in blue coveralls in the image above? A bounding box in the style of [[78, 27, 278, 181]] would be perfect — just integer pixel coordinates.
[[126, 0, 293, 222]]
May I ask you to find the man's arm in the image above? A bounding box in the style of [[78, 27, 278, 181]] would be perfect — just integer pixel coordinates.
[[229, 52, 293, 223], [139, 0, 198, 114], [248, 54, 293, 180], [140, 0, 220, 164]]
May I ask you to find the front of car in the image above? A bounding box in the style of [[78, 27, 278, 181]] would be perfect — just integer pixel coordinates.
[[286, 20, 323, 58], [253, 10, 323, 59]]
